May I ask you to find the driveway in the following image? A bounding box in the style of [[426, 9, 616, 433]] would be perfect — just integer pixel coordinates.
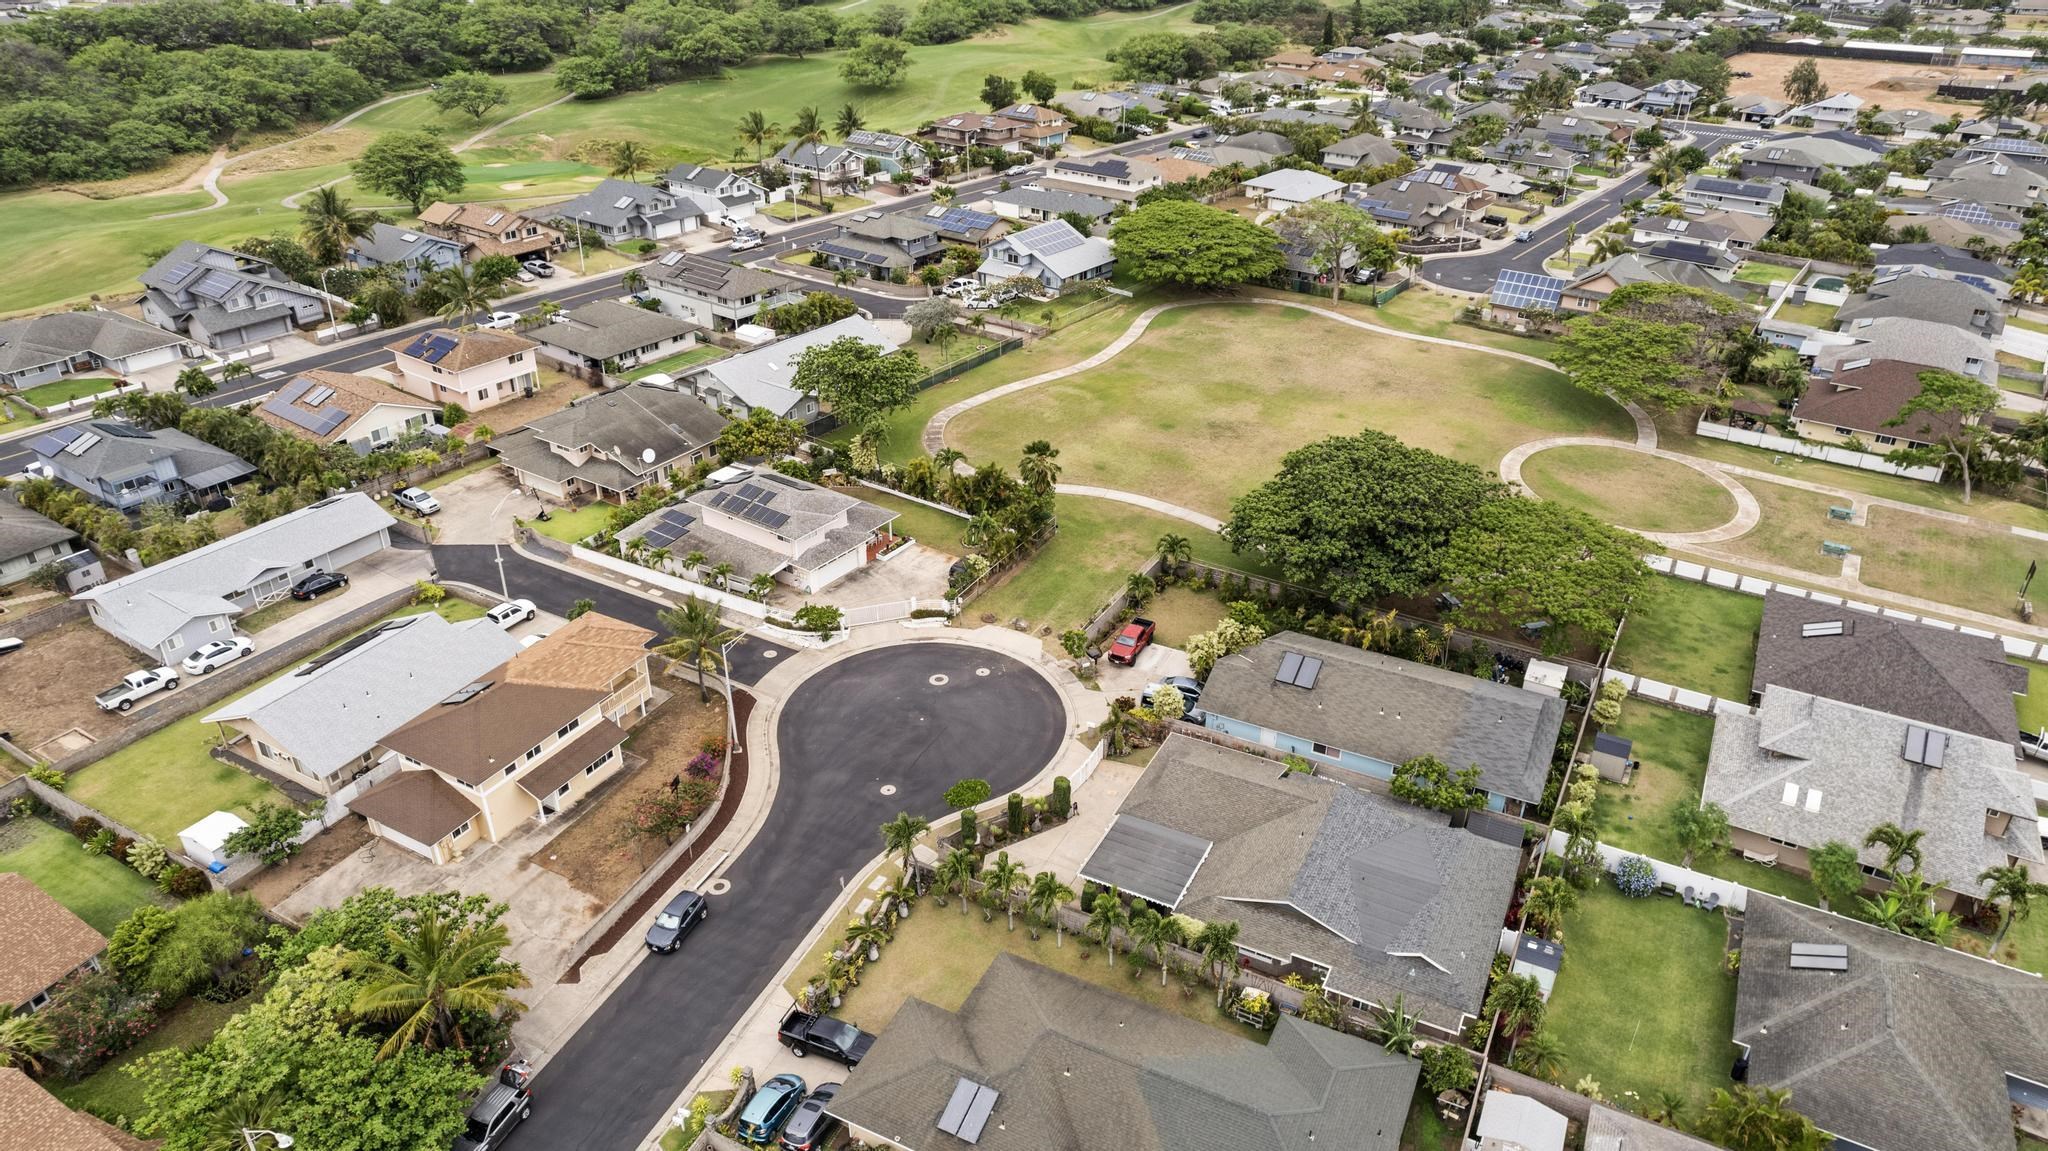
[[812, 543, 952, 611], [246, 545, 434, 645], [433, 544, 668, 634], [428, 467, 527, 544]]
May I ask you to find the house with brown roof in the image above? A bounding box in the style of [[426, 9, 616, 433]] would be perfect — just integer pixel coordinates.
[[0, 1068, 155, 1151], [385, 328, 539, 413], [417, 202, 565, 263], [0, 873, 107, 1012], [348, 613, 657, 864], [256, 369, 442, 454], [1792, 359, 1967, 450], [928, 104, 1072, 151], [1263, 47, 1320, 70]]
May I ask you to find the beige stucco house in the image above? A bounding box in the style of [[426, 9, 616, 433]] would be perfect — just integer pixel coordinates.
[[385, 328, 539, 413]]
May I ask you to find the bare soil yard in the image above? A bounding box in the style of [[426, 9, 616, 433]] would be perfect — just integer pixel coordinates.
[[3, 619, 152, 757], [1725, 53, 2006, 116], [243, 818, 373, 910]]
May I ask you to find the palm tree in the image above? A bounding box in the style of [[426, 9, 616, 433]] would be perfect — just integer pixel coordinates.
[[1511, 1029, 1568, 1081], [536, 299, 563, 324], [610, 139, 652, 181], [1604, 138, 1629, 172], [1981, 864, 2048, 946], [1590, 232, 1629, 263], [791, 105, 828, 205], [1561, 221, 1578, 270], [1027, 870, 1075, 944], [1156, 532, 1191, 575], [708, 561, 736, 590], [1018, 439, 1060, 494], [1643, 1087, 1686, 1129], [431, 263, 498, 326], [936, 847, 977, 913], [932, 447, 965, 474], [981, 850, 1026, 931], [1521, 875, 1578, 937], [963, 512, 1003, 551], [879, 811, 930, 878], [845, 918, 889, 961], [1646, 145, 1683, 189], [1129, 906, 1188, 985], [736, 110, 782, 170], [748, 572, 776, 601], [342, 912, 530, 1059], [622, 268, 646, 295], [1485, 971, 1545, 1040], [835, 103, 866, 139], [1700, 1084, 1822, 1151], [1374, 994, 1417, 1054], [0, 1013, 54, 1072], [1863, 822, 1926, 876], [654, 596, 740, 703], [1097, 696, 1142, 757], [683, 550, 708, 575], [1195, 919, 1241, 1007], [1400, 252, 1423, 285], [1858, 893, 1911, 934], [1086, 888, 1129, 963], [299, 185, 381, 265]]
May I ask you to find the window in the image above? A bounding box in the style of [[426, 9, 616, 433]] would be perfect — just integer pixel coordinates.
[[555, 783, 572, 798], [27, 990, 49, 1011], [449, 819, 473, 841], [511, 353, 525, 363], [166, 634, 184, 652], [1310, 742, 1339, 758], [504, 762, 518, 777], [586, 749, 613, 775], [1874, 434, 1897, 446], [525, 743, 543, 762], [209, 618, 227, 633], [1834, 426, 1853, 436], [557, 717, 582, 740]]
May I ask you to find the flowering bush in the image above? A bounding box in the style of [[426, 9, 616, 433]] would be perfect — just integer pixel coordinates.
[[1612, 855, 1657, 898], [684, 751, 721, 779], [38, 972, 158, 1076]]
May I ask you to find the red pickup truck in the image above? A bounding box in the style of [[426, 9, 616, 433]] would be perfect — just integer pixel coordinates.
[[1108, 617, 1155, 666]]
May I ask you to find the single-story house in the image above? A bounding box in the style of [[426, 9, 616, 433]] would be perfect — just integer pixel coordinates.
[[351, 613, 656, 863], [1079, 733, 1522, 1035], [773, 141, 865, 194], [0, 872, 106, 1013], [345, 221, 464, 289], [645, 252, 807, 331], [491, 380, 728, 503], [1793, 359, 1972, 451], [546, 179, 705, 245], [0, 1067, 148, 1151], [841, 130, 929, 177], [973, 219, 1115, 293], [1629, 210, 1771, 253], [1245, 168, 1348, 212], [530, 299, 700, 375], [1581, 80, 1645, 108], [1723, 93, 1790, 123], [1348, 167, 1489, 238], [385, 328, 539, 412], [203, 611, 523, 797], [1873, 242, 2014, 300], [30, 419, 255, 513], [917, 204, 1004, 247], [662, 164, 768, 222], [1197, 631, 1566, 813], [1555, 252, 1744, 313], [810, 210, 946, 278], [1321, 133, 1406, 172], [416, 201, 565, 262], [0, 309, 188, 390], [1040, 156, 1163, 200], [986, 185, 1117, 227], [0, 493, 85, 587], [256, 369, 442, 454], [829, 955, 1418, 1151], [1742, 132, 1889, 184], [75, 493, 394, 662], [683, 314, 897, 423], [138, 241, 341, 350], [1837, 273, 2004, 337], [622, 470, 899, 593], [1680, 174, 1785, 217]]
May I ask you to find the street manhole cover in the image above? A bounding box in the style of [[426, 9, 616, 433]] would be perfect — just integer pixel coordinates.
[[975, 667, 991, 677], [706, 879, 732, 895], [762, 650, 778, 659], [880, 784, 897, 796], [928, 673, 949, 686]]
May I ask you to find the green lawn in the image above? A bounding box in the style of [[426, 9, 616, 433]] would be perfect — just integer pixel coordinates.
[[949, 302, 1634, 519], [52, 994, 252, 1127], [910, 332, 1003, 371], [1733, 263, 1796, 285], [2012, 658, 2048, 735], [1772, 299, 1838, 328], [859, 489, 969, 555], [626, 344, 728, 380], [761, 193, 873, 220], [65, 600, 485, 843], [0, 818, 169, 935], [17, 377, 120, 407], [529, 499, 618, 544], [1712, 479, 1847, 578], [1541, 882, 1740, 1114], [1358, 288, 1556, 360], [1610, 577, 1762, 701], [2007, 314, 2048, 336], [0, 395, 41, 434], [1520, 444, 1736, 535], [1855, 507, 2048, 619], [1141, 585, 1229, 649]]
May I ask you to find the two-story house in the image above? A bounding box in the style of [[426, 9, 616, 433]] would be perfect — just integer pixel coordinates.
[[622, 470, 899, 592], [256, 369, 443, 454], [810, 211, 945, 278], [0, 494, 88, 588], [772, 141, 866, 195], [928, 104, 1071, 151], [646, 252, 807, 330], [841, 130, 930, 177], [349, 613, 659, 864], [345, 222, 464, 289], [663, 164, 769, 222], [1638, 78, 1701, 116], [30, 419, 254, 513], [973, 219, 1115, 293], [491, 380, 728, 502], [546, 179, 702, 245], [386, 328, 539, 412], [138, 241, 341, 350], [417, 202, 565, 263], [530, 299, 701, 376]]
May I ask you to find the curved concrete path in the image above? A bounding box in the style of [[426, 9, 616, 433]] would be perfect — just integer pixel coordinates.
[[151, 89, 432, 220], [1500, 436, 1762, 546], [1054, 484, 1222, 530], [281, 92, 579, 211]]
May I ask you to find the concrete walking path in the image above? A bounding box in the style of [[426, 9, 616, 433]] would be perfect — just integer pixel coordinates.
[[150, 89, 432, 219], [1054, 484, 1222, 531]]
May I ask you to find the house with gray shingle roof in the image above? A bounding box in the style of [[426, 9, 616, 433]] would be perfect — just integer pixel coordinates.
[[810, 210, 946, 277], [841, 130, 929, 177], [826, 952, 1418, 1151], [546, 179, 712, 244], [0, 494, 84, 587], [0, 309, 188, 390], [1811, 315, 1999, 389], [1837, 273, 2004, 337], [530, 299, 701, 375], [490, 380, 727, 503], [645, 252, 806, 330], [30, 419, 255, 513], [345, 221, 464, 289], [661, 164, 768, 221], [1704, 686, 2044, 907], [986, 184, 1117, 226], [773, 140, 865, 194], [621, 470, 899, 593], [1320, 133, 1405, 173], [1082, 734, 1522, 1033], [973, 220, 1115, 293], [138, 241, 339, 350]]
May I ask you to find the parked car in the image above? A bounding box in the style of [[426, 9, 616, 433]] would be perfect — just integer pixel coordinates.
[[941, 277, 980, 298], [291, 571, 349, 601], [1190, 127, 1212, 138], [514, 270, 537, 283], [735, 1075, 807, 1143], [644, 890, 708, 953], [1107, 617, 1155, 666], [181, 637, 255, 675], [778, 1083, 841, 1151], [96, 667, 178, 712], [487, 599, 537, 629], [1133, 123, 1157, 136], [778, 1008, 875, 1066], [393, 486, 442, 515], [1143, 675, 1202, 711], [522, 259, 557, 278], [453, 1058, 534, 1151], [0, 637, 22, 656], [548, 312, 573, 324], [963, 293, 1001, 311], [481, 311, 522, 330]]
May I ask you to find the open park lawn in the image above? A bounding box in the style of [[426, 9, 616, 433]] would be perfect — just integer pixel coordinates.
[[1541, 882, 1740, 1114], [1610, 577, 1762, 701], [947, 303, 1634, 518], [1520, 446, 1735, 535], [857, 490, 969, 556], [0, 817, 169, 935], [53, 994, 252, 1127], [1856, 507, 2047, 619], [1710, 480, 1848, 578]]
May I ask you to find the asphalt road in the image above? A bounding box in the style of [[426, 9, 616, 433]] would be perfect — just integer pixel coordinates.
[[433, 543, 670, 633], [507, 640, 1068, 1150], [1419, 123, 1774, 294]]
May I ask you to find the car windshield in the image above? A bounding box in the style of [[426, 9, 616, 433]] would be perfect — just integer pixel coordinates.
[[818, 1020, 857, 1047], [1113, 636, 1134, 647], [464, 1117, 491, 1141], [654, 912, 682, 930]]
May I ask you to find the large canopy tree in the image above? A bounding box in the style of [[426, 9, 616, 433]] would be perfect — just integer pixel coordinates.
[[1108, 201, 1284, 289], [1439, 497, 1654, 654], [1553, 282, 1751, 411]]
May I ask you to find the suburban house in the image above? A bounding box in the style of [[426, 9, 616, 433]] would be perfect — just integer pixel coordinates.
[[546, 179, 701, 244], [349, 612, 657, 864], [1376, 100, 1457, 153], [1277, 235, 1357, 291], [1733, 895, 2048, 1151], [0, 1068, 148, 1151], [1811, 317, 1998, 390], [1198, 632, 1566, 813], [810, 211, 946, 278], [417, 201, 565, 262], [1873, 107, 1950, 140], [0, 493, 85, 587], [1741, 133, 1889, 184], [1873, 243, 2015, 300], [1629, 211, 1771, 253], [973, 219, 1115, 293], [928, 104, 1071, 151], [490, 380, 728, 502], [0, 309, 188, 390], [75, 493, 395, 662], [1349, 168, 1488, 238], [987, 184, 1116, 227], [1483, 133, 1579, 180], [919, 204, 1003, 247], [645, 252, 806, 330], [1724, 93, 1791, 123], [1581, 80, 1645, 108], [662, 164, 768, 220], [1680, 174, 1787, 217], [1792, 359, 1973, 450], [1751, 590, 2025, 743], [622, 470, 899, 593], [841, 130, 929, 177], [530, 299, 700, 376], [1245, 169, 1348, 213], [1702, 685, 2043, 905], [825, 954, 1419, 1151], [1555, 252, 1743, 312], [683, 314, 897, 423], [1321, 132, 1406, 172], [385, 328, 539, 412], [256, 369, 442, 454], [1835, 273, 2005, 337], [345, 221, 464, 289], [1637, 78, 1700, 115], [202, 611, 523, 798], [30, 420, 255, 513], [1080, 734, 1522, 1035], [0, 872, 106, 1012], [138, 241, 340, 349], [1787, 92, 1865, 129], [1040, 155, 1162, 200], [772, 141, 866, 195]]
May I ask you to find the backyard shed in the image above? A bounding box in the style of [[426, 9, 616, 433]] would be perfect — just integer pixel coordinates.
[[1590, 731, 1634, 782], [1522, 659, 1568, 698], [179, 811, 249, 871], [1512, 934, 1564, 999]]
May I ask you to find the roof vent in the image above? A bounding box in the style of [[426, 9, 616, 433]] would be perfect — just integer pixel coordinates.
[[937, 1079, 999, 1145], [1904, 725, 1948, 767], [442, 681, 493, 706], [1800, 620, 1846, 638]]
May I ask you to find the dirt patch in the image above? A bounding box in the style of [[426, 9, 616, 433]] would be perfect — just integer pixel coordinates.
[[455, 368, 585, 438], [241, 817, 373, 909], [53, 149, 219, 200], [2, 620, 151, 754], [227, 127, 371, 179], [530, 692, 728, 904], [1726, 52, 2010, 115]]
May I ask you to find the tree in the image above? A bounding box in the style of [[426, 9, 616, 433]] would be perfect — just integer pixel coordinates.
[[1809, 840, 1865, 912], [981, 851, 1026, 930], [1097, 695, 1143, 757], [842, 35, 910, 89], [1980, 864, 2048, 946], [609, 139, 652, 181], [655, 597, 740, 703], [428, 263, 498, 326], [1195, 919, 1241, 1006], [944, 778, 992, 811], [342, 911, 530, 1059], [1389, 754, 1485, 813], [716, 407, 806, 463], [791, 336, 925, 434], [118, 893, 269, 1001], [298, 185, 381, 265], [903, 296, 961, 343], [1018, 439, 1060, 495], [1128, 906, 1188, 985], [1439, 497, 1652, 655], [354, 131, 465, 214], [879, 812, 930, 878], [1783, 58, 1827, 108], [936, 847, 977, 913], [1271, 200, 1387, 302], [1700, 1085, 1827, 1151], [1156, 532, 1191, 573], [1667, 801, 1730, 869], [1086, 888, 1129, 963], [981, 73, 1018, 111], [173, 366, 218, 399], [1883, 369, 2000, 503], [1510, 1030, 1567, 1081], [736, 110, 782, 169], [1485, 972, 1545, 1039], [1554, 283, 1752, 411], [222, 801, 311, 865], [429, 71, 508, 124], [1863, 821, 1926, 876], [1224, 429, 1508, 603], [1110, 201, 1283, 289], [1027, 871, 1076, 944], [834, 103, 865, 139], [0, 1014, 54, 1072], [1375, 995, 1418, 1054], [1522, 875, 1579, 936], [1020, 69, 1057, 104], [567, 598, 596, 620]]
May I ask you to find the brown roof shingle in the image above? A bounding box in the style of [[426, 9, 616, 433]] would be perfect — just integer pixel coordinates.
[[348, 769, 480, 846], [386, 328, 538, 373], [1796, 359, 1966, 442], [0, 1068, 155, 1151], [516, 719, 628, 800], [256, 369, 435, 444], [0, 873, 107, 1009], [381, 680, 602, 785], [503, 611, 654, 691]]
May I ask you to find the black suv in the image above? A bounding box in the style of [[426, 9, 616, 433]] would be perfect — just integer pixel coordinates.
[[290, 571, 349, 600]]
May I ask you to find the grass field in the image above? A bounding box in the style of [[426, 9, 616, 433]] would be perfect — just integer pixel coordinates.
[[529, 499, 617, 544], [17, 378, 120, 407], [53, 994, 252, 1126], [1141, 585, 1230, 649], [858, 489, 970, 555], [1610, 577, 1762, 701], [2014, 658, 2048, 735], [1857, 507, 2047, 618], [1772, 299, 1838, 328], [1711, 480, 1848, 577], [1733, 262, 1796, 285], [1521, 445, 1736, 535], [949, 303, 1634, 518], [0, 818, 170, 935]]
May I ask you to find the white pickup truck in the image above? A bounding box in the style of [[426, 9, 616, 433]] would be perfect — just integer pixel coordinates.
[[96, 667, 179, 712]]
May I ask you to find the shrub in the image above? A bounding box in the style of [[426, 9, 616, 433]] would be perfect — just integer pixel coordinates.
[[793, 603, 844, 634], [159, 865, 209, 898], [107, 905, 176, 982], [685, 750, 721, 779], [83, 828, 117, 856], [944, 779, 992, 809], [1006, 793, 1025, 835], [1590, 697, 1623, 727], [124, 837, 170, 880], [70, 815, 103, 841], [25, 766, 66, 791], [1612, 855, 1657, 897], [1420, 1043, 1477, 1095], [910, 608, 951, 619], [1051, 776, 1071, 819], [958, 808, 979, 846], [37, 972, 158, 1077], [413, 580, 448, 605]]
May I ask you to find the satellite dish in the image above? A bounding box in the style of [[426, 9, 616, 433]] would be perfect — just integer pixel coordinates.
[[642, 448, 657, 464]]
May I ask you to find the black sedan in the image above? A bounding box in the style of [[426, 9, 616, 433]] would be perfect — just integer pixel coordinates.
[[644, 890, 708, 953], [778, 1083, 840, 1151], [290, 571, 350, 600]]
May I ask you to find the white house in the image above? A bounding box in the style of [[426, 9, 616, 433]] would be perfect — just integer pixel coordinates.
[[622, 471, 900, 593], [0, 309, 188, 390], [973, 220, 1115, 293], [1247, 169, 1348, 213], [646, 252, 808, 330], [683, 315, 898, 423], [1042, 155, 1163, 199], [1789, 91, 1865, 129], [385, 328, 539, 412]]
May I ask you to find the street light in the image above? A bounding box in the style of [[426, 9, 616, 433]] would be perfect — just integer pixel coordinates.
[[488, 486, 521, 599], [317, 267, 339, 334], [577, 210, 593, 275], [242, 1131, 293, 1150]]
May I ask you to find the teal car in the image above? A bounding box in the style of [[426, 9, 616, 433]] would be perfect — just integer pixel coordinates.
[[735, 1074, 807, 1143]]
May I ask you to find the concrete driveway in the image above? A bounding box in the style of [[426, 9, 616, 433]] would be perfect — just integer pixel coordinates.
[[1095, 641, 1193, 702], [813, 542, 952, 610], [246, 546, 434, 645], [427, 466, 529, 544]]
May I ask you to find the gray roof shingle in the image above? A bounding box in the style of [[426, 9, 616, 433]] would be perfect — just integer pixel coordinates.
[[0, 310, 182, 375], [30, 420, 253, 488], [531, 300, 699, 362], [0, 493, 78, 565]]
